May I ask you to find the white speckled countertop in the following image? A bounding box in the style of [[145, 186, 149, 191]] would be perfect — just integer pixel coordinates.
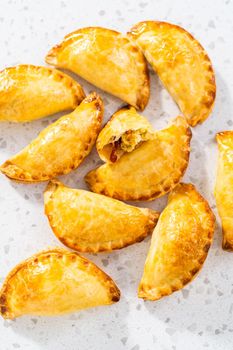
[[0, 0, 233, 349]]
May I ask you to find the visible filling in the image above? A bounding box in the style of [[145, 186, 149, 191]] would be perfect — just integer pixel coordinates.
[[109, 129, 152, 163]]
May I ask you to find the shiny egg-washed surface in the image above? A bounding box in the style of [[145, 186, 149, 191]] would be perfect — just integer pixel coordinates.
[[0, 1, 232, 349], [0, 65, 85, 122], [215, 132, 233, 250], [128, 21, 216, 126], [0, 248, 120, 319], [0, 93, 103, 182], [139, 183, 215, 301], [44, 180, 159, 253], [46, 27, 149, 110], [86, 116, 191, 201]]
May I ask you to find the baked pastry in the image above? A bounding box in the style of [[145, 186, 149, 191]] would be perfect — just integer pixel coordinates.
[[139, 183, 215, 301], [85, 116, 191, 201], [0, 248, 120, 319], [0, 92, 103, 182], [96, 106, 154, 163], [0, 64, 85, 122], [215, 131, 233, 250], [46, 27, 149, 110], [128, 21, 216, 126], [44, 179, 159, 252]]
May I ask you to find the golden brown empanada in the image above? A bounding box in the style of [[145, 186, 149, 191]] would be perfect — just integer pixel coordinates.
[[139, 183, 215, 301], [128, 21, 216, 126], [97, 106, 154, 163], [46, 27, 149, 110], [214, 132, 233, 250], [0, 92, 103, 182], [44, 180, 159, 253], [0, 248, 120, 319], [85, 116, 191, 201], [0, 64, 85, 122]]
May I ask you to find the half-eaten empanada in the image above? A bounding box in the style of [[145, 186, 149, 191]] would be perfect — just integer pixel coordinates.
[[97, 106, 154, 163], [139, 183, 215, 301], [85, 116, 191, 201], [214, 131, 233, 250], [0, 64, 85, 122], [44, 180, 159, 253], [46, 27, 149, 110], [0, 248, 120, 319], [128, 21, 216, 126], [0, 92, 103, 182]]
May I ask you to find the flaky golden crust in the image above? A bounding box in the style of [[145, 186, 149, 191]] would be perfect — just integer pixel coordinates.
[[96, 106, 154, 163], [0, 247, 120, 319], [215, 131, 233, 250], [139, 183, 215, 301], [128, 21, 216, 126], [0, 92, 103, 182], [44, 180, 159, 253], [0, 64, 85, 122], [46, 27, 150, 110], [85, 116, 191, 201]]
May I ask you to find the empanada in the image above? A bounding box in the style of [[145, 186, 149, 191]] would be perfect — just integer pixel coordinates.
[[0, 64, 85, 122], [0, 248, 120, 319], [128, 21, 216, 126], [97, 106, 154, 163], [214, 132, 233, 250], [85, 116, 191, 201], [46, 27, 149, 110], [139, 183, 215, 301], [0, 92, 103, 182], [44, 180, 159, 253]]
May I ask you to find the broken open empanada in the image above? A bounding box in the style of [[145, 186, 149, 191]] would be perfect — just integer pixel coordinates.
[[97, 106, 154, 163], [0, 248, 120, 319], [128, 21, 216, 126], [0, 92, 103, 182], [214, 132, 233, 250], [85, 116, 191, 201], [0, 65, 85, 122], [139, 183, 215, 301], [44, 180, 159, 253], [46, 27, 149, 110]]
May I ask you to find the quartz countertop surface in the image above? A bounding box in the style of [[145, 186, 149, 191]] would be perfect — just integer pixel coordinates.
[[0, 0, 233, 349]]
